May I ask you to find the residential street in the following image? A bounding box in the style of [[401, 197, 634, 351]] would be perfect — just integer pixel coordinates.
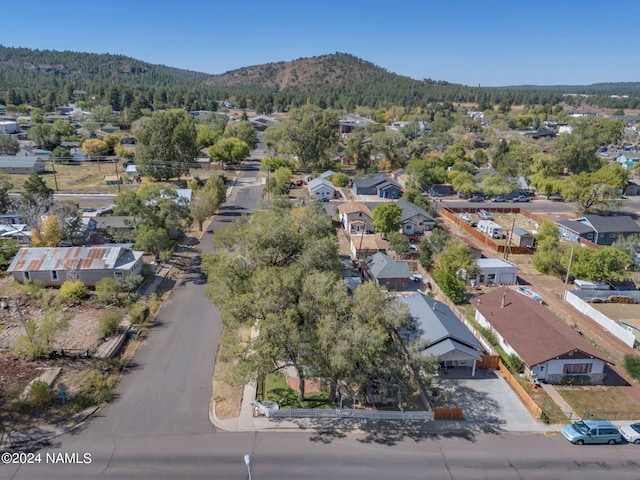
[[3, 155, 640, 479]]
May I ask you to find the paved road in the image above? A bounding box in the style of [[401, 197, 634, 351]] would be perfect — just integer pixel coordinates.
[[4, 157, 640, 479]]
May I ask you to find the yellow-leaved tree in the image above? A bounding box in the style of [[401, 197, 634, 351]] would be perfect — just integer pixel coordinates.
[[31, 215, 62, 247]]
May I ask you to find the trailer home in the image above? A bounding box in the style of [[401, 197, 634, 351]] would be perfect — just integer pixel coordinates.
[[477, 220, 505, 239]]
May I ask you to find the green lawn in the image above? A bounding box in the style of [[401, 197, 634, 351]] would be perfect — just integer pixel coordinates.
[[261, 373, 332, 409]]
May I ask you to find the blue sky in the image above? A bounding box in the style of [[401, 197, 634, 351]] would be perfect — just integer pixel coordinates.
[[2, 1, 640, 87]]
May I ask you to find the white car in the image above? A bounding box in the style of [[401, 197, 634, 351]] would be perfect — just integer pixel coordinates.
[[620, 423, 640, 444]]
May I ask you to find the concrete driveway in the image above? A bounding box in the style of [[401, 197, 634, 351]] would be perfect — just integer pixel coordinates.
[[436, 367, 553, 432]]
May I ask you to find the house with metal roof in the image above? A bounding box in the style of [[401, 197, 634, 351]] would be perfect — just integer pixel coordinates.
[[473, 258, 517, 285], [7, 245, 144, 287], [399, 293, 485, 375], [555, 214, 640, 246], [363, 251, 410, 291], [307, 177, 335, 200], [0, 156, 47, 174], [474, 287, 608, 384], [397, 199, 436, 235], [0, 223, 31, 245]]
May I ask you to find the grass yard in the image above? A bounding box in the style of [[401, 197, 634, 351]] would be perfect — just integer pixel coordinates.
[[555, 385, 640, 421], [262, 373, 332, 409]]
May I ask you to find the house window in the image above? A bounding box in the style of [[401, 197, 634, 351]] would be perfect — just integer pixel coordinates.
[[587, 233, 593, 239], [51, 271, 58, 281], [24, 271, 30, 282], [563, 363, 593, 374], [115, 271, 124, 279]]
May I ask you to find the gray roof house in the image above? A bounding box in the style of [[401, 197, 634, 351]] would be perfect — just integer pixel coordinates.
[[399, 293, 484, 375], [353, 175, 402, 198], [307, 177, 335, 200], [363, 251, 410, 291], [397, 199, 437, 235], [7, 245, 144, 287], [0, 156, 47, 174], [555, 214, 640, 246]]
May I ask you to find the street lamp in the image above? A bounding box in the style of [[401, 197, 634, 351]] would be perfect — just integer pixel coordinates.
[[244, 454, 252, 480]]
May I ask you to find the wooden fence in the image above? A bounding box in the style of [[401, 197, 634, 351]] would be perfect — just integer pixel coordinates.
[[439, 207, 535, 255], [497, 360, 542, 419], [477, 354, 500, 369], [433, 406, 463, 420]]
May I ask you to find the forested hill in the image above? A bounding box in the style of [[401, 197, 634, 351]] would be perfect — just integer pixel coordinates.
[[0, 45, 208, 89], [1, 46, 639, 111]]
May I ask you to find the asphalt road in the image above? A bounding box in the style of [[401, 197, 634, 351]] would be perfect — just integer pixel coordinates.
[[4, 157, 640, 479]]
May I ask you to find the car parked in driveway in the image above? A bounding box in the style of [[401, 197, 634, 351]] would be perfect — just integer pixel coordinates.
[[512, 195, 530, 202], [620, 423, 640, 444], [561, 420, 621, 445], [468, 195, 485, 202], [491, 196, 507, 202]]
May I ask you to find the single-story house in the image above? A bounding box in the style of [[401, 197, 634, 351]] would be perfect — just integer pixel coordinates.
[[399, 293, 484, 375], [0, 213, 21, 225], [307, 177, 335, 200], [511, 227, 534, 247], [175, 189, 193, 206], [0, 120, 19, 135], [555, 214, 640, 246], [338, 201, 373, 234], [7, 245, 144, 287], [363, 251, 410, 291], [349, 234, 386, 259], [397, 199, 436, 235], [248, 115, 278, 131], [319, 170, 336, 180], [94, 216, 136, 234], [104, 174, 123, 185], [0, 156, 47, 174], [474, 287, 609, 383], [353, 175, 402, 199], [0, 223, 31, 245], [473, 258, 517, 285]]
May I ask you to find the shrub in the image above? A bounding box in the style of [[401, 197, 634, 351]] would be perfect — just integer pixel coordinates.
[[623, 354, 640, 382], [60, 280, 88, 303], [505, 354, 524, 373], [95, 277, 119, 304], [77, 372, 118, 406], [128, 302, 150, 324], [330, 172, 349, 187], [97, 310, 122, 338], [29, 380, 52, 407]]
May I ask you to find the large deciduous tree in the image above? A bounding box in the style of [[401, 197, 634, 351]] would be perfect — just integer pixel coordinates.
[[372, 202, 402, 236], [265, 104, 340, 169], [561, 163, 629, 213], [135, 110, 198, 181], [208, 137, 250, 166], [0, 134, 20, 155]]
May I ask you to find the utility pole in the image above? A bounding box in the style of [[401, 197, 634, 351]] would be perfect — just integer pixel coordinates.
[[50, 157, 59, 191], [114, 160, 121, 194], [504, 217, 516, 261], [563, 246, 575, 300]]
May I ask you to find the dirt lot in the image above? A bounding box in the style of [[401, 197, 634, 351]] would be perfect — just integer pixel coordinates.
[[6, 162, 228, 194]]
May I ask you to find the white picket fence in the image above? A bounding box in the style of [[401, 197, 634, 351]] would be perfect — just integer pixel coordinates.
[[269, 408, 434, 421]]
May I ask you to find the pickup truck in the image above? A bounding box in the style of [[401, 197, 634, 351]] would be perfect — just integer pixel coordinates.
[[512, 195, 530, 202]]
